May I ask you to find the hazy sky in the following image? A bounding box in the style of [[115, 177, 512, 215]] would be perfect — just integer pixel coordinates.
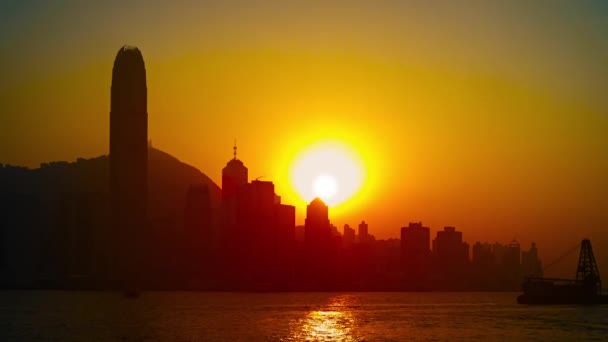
[[1, 1, 607, 274]]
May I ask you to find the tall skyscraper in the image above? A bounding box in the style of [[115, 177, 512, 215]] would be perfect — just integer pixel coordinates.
[[304, 198, 339, 288], [432, 226, 470, 289], [109, 45, 148, 288], [222, 142, 248, 201], [221, 143, 248, 228], [305, 198, 330, 243], [358, 220, 369, 244], [401, 222, 431, 282]]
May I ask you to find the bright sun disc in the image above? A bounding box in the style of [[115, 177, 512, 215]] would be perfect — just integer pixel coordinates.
[[313, 174, 338, 200], [290, 142, 364, 206]]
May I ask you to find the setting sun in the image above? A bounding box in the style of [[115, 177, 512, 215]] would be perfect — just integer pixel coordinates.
[[313, 174, 338, 201], [290, 142, 364, 207]]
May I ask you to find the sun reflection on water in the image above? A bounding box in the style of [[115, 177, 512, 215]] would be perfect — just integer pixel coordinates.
[[289, 296, 359, 342], [300, 310, 354, 341]]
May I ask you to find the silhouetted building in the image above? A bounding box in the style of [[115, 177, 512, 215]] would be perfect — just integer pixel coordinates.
[[304, 198, 339, 289], [305, 198, 330, 243], [471, 240, 530, 291], [275, 203, 296, 286], [238, 180, 276, 221], [492, 242, 506, 265], [222, 143, 248, 201], [521, 242, 543, 278], [244, 180, 276, 281], [182, 185, 215, 287], [343, 224, 356, 247], [501, 240, 522, 289], [184, 185, 213, 234], [400, 222, 431, 287], [471, 241, 496, 290], [295, 225, 305, 242], [276, 204, 296, 244], [472, 242, 493, 266], [109, 45, 148, 289], [218, 174, 297, 289], [330, 224, 341, 237], [432, 226, 469, 289], [358, 220, 369, 244], [401, 222, 430, 258], [0, 193, 43, 288], [504, 240, 521, 266], [433, 227, 469, 263], [221, 143, 248, 230]]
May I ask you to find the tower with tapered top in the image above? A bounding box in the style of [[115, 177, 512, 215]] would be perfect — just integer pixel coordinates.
[[109, 45, 148, 288], [222, 141, 248, 200]]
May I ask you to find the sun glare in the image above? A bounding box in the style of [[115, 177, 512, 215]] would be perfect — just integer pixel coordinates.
[[290, 142, 364, 207], [313, 174, 338, 201]]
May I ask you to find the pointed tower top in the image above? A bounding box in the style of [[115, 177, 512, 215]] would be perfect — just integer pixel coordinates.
[[233, 139, 237, 160]]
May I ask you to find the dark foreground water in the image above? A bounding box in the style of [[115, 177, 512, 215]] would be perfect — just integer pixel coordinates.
[[1, 291, 606, 341]]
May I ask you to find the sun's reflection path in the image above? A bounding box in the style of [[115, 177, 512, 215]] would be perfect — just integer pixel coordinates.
[[301, 310, 355, 341], [289, 296, 358, 341]]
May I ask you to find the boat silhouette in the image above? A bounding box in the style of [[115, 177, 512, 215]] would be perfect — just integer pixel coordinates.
[[518, 239, 607, 305]]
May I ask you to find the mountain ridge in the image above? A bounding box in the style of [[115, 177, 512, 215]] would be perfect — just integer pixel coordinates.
[[0, 147, 222, 219]]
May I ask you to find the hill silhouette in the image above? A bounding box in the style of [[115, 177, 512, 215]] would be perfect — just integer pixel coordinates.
[[0, 147, 221, 244], [0, 147, 220, 213], [0, 147, 220, 288], [147, 147, 221, 222]]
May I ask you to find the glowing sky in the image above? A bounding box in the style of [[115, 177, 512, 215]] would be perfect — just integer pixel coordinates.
[[1, 1, 607, 273]]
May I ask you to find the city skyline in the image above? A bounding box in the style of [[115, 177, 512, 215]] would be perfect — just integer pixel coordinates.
[[1, 1, 606, 276], [1, 3, 607, 340], [0, 43, 552, 291]]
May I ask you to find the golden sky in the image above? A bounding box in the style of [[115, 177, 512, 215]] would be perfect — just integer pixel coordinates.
[[1, 1, 607, 273]]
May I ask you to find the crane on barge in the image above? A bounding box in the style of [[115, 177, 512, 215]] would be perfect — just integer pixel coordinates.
[[518, 239, 607, 305]]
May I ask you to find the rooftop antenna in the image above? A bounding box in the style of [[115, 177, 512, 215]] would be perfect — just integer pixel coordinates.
[[233, 139, 237, 160]]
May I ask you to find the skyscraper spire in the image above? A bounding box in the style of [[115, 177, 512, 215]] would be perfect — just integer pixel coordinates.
[[223, 139, 248, 201], [233, 139, 237, 160]]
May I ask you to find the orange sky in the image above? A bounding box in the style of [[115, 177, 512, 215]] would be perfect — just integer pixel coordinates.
[[1, 2, 607, 277]]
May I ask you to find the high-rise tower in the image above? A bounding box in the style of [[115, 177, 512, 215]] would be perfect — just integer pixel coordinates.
[[304, 198, 339, 288], [109, 45, 148, 287], [221, 142, 248, 228], [222, 142, 248, 200], [304, 198, 330, 244]]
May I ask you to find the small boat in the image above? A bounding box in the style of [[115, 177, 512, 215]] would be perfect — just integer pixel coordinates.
[[518, 239, 607, 305]]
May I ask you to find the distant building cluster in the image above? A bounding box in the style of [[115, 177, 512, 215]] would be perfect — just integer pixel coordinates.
[[186, 159, 545, 290], [0, 46, 543, 291], [397, 223, 543, 290]]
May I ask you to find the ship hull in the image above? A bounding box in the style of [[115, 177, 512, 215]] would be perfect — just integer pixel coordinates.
[[517, 294, 608, 305]]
